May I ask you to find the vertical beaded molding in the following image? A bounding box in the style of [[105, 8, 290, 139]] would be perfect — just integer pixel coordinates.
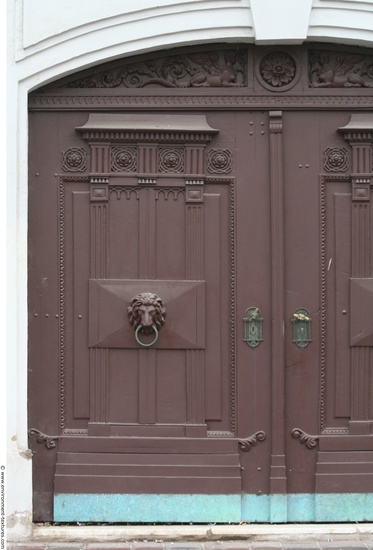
[[319, 176, 327, 433], [269, 111, 287, 501], [59, 177, 67, 432]]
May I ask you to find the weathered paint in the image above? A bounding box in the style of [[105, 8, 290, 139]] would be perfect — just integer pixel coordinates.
[[55, 493, 373, 523]]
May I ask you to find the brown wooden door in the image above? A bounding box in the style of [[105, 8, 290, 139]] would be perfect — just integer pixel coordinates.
[[28, 108, 273, 521], [28, 44, 373, 524]]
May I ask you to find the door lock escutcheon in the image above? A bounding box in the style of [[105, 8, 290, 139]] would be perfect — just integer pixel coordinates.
[[243, 307, 263, 348], [128, 292, 166, 347], [292, 308, 312, 349]]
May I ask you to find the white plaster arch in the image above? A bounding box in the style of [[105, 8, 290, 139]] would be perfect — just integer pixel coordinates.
[[18, 0, 254, 90], [6, 0, 373, 542], [14, 0, 373, 91]]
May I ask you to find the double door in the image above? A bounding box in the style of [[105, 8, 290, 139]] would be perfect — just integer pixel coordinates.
[[28, 106, 373, 522]]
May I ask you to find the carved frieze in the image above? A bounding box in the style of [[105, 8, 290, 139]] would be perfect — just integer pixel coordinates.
[[309, 50, 373, 88], [64, 49, 247, 89]]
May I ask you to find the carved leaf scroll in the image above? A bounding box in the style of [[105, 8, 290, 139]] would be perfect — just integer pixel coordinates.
[[63, 49, 247, 89], [28, 428, 60, 449], [291, 428, 319, 449], [238, 430, 266, 452]]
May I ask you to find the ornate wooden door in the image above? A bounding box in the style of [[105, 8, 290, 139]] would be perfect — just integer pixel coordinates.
[[28, 44, 373, 524]]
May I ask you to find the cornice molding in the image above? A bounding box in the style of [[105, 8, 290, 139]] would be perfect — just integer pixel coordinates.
[[28, 93, 373, 111]]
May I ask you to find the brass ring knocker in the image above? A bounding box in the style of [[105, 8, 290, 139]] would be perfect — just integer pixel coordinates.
[[135, 324, 159, 347]]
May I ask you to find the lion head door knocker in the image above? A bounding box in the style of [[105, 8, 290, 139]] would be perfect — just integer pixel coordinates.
[[127, 292, 166, 347]]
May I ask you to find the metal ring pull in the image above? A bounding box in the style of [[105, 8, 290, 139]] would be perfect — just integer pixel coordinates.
[[135, 324, 159, 347]]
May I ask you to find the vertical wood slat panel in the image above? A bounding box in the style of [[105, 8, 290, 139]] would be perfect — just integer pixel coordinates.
[[138, 189, 157, 423], [204, 193, 223, 421], [269, 111, 287, 495], [90, 194, 109, 422], [139, 188, 156, 279], [89, 348, 108, 422], [139, 349, 157, 424], [90, 203, 108, 280], [351, 204, 371, 421], [73, 191, 91, 419], [339, 117, 373, 428], [186, 187, 206, 426]]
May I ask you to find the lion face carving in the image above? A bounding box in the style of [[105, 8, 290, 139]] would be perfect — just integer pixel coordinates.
[[127, 292, 166, 335]]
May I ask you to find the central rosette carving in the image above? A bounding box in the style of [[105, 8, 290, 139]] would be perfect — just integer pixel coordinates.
[[259, 51, 296, 88]]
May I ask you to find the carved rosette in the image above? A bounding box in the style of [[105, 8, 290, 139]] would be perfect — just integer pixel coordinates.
[[257, 51, 298, 92], [62, 147, 87, 172], [323, 147, 349, 172], [111, 146, 137, 172], [159, 147, 184, 173], [207, 149, 233, 174]]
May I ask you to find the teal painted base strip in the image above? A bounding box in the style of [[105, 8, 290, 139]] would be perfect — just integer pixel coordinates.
[[54, 493, 373, 523], [54, 494, 241, 523], [314, 493, 373, 522], [241, 494, 315, 523]]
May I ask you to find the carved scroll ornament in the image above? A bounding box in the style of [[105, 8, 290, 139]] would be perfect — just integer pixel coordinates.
[[64, 50, 246, 89], [239, 430, 266, 452], [291, 427, 319, 449], [28, 428, 59, 449]]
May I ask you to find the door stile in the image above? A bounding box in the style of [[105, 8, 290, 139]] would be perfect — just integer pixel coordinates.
[[268, 111, 287, 501]]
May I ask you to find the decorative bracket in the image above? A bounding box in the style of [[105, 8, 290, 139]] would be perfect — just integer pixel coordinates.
[[292, 308, 312, 349], [28, 428, 60, 449], [291, 427, 319, 449], [238, 430, 266, 452], [243, 307, 263, 348]]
